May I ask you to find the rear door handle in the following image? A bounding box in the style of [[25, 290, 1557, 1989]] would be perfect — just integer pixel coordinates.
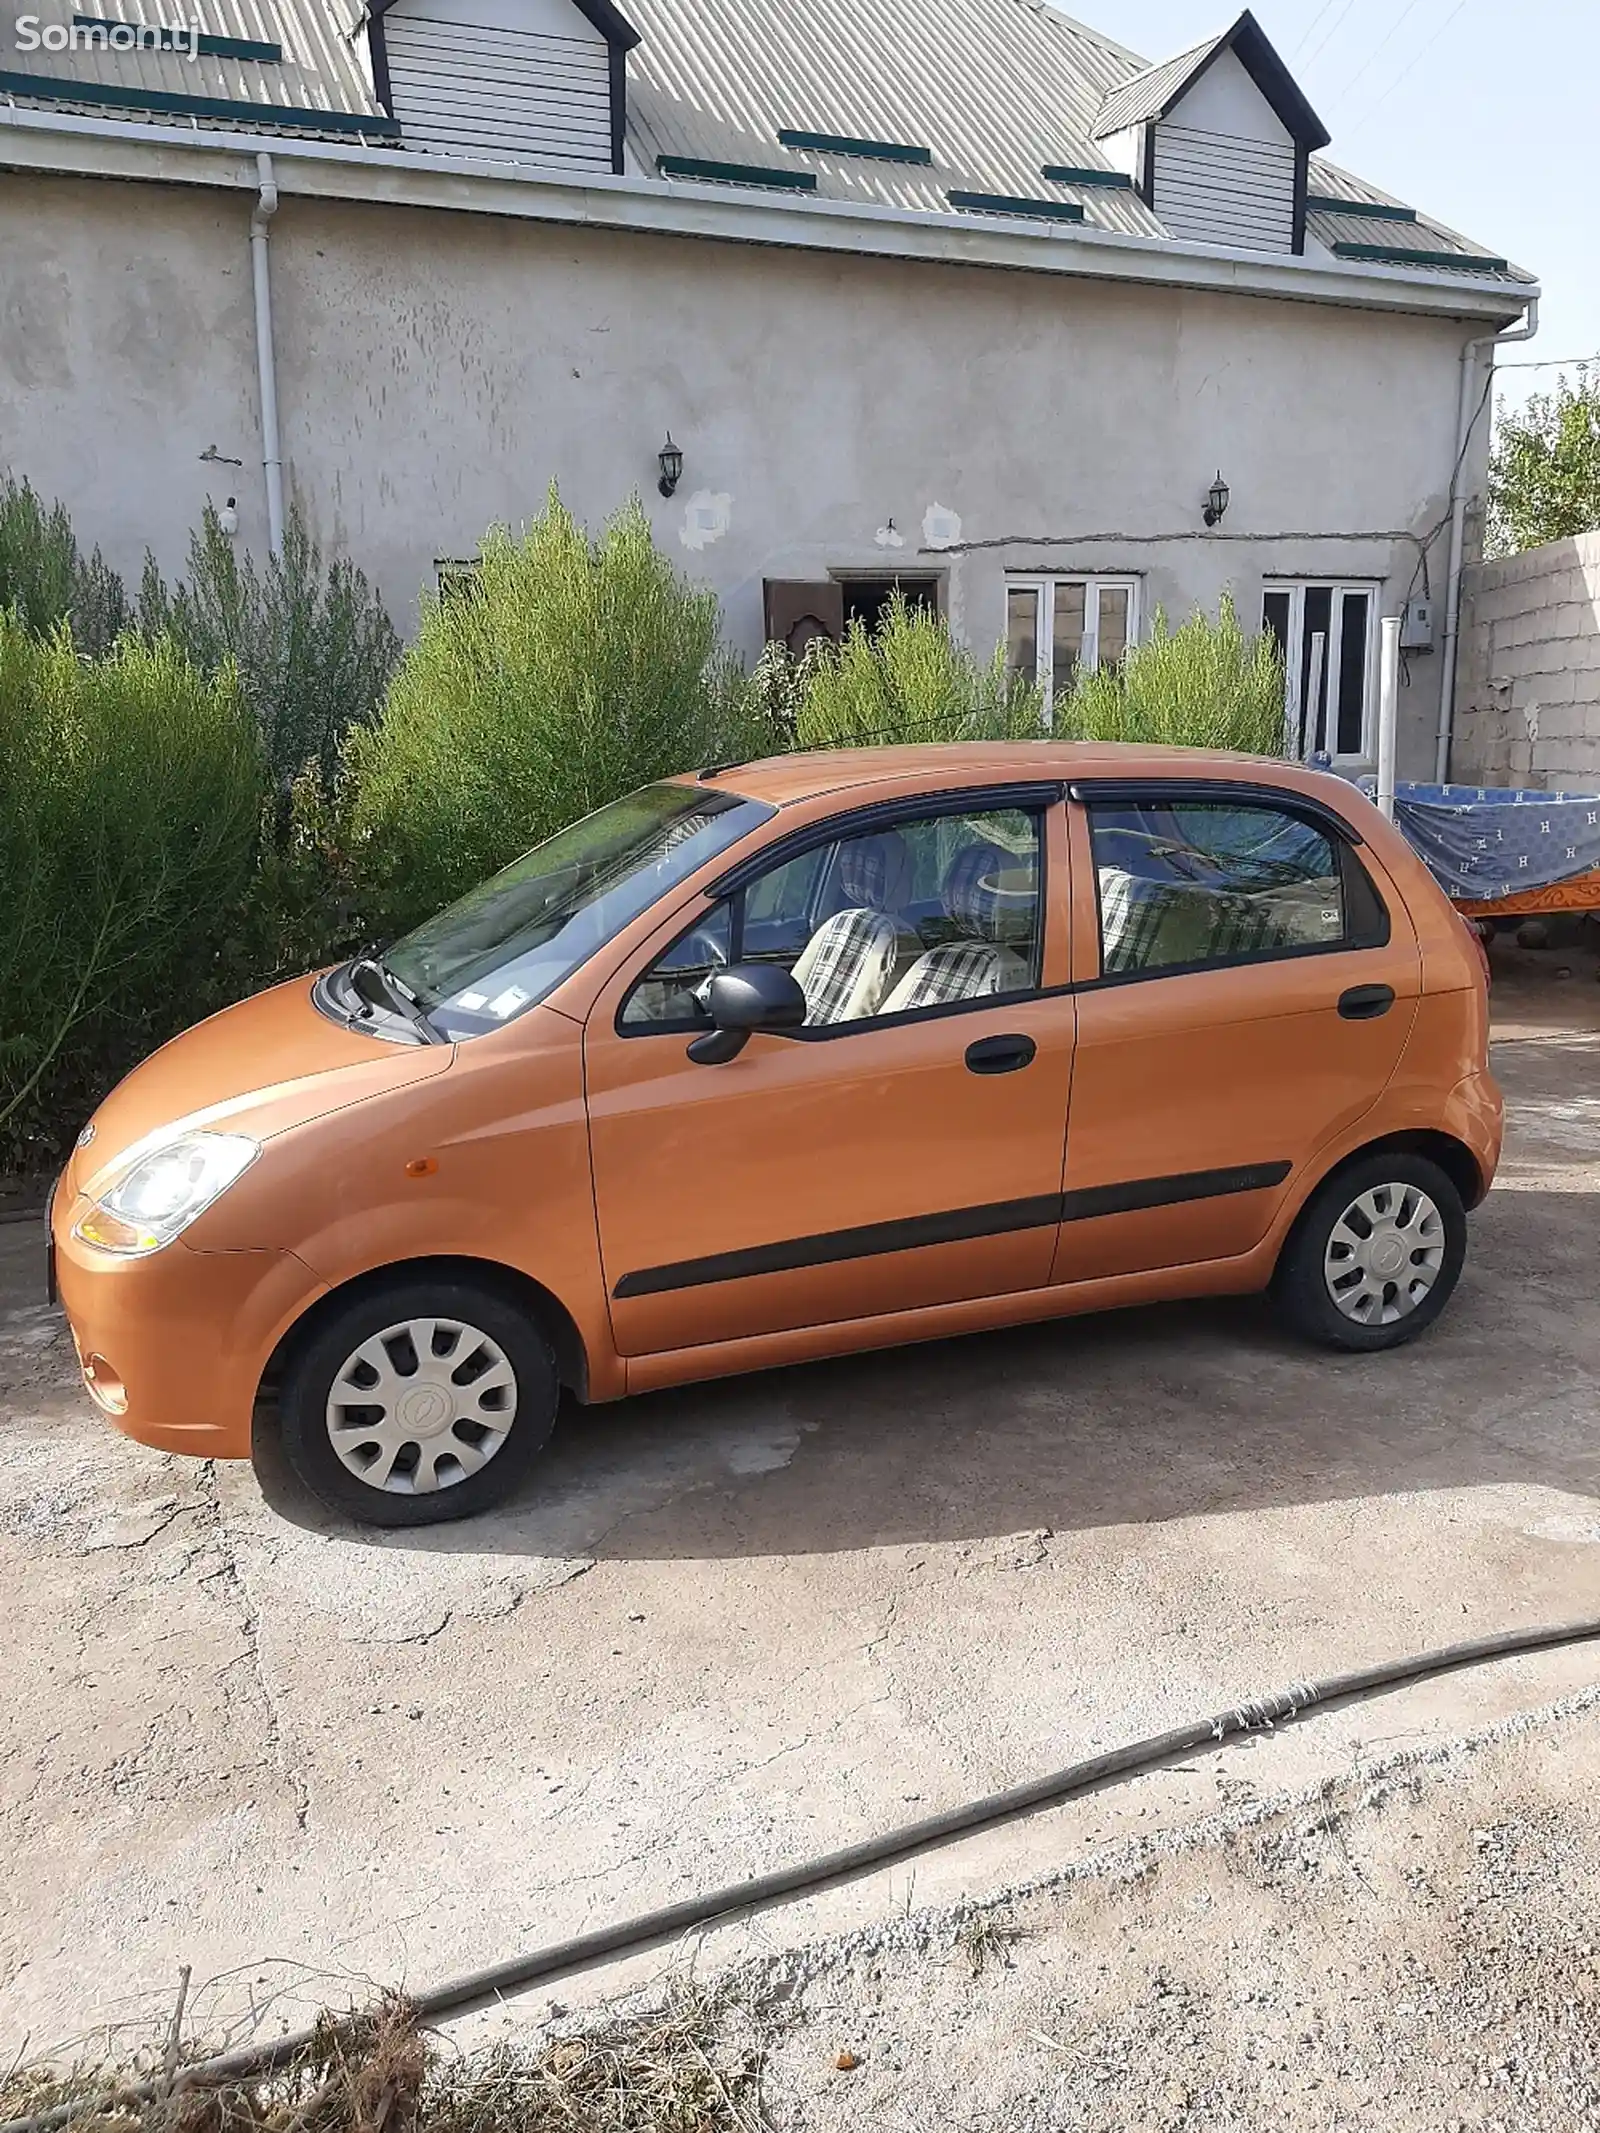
[[1338, 983, 1395, 1021], [965, 1033, 1037, 1074]]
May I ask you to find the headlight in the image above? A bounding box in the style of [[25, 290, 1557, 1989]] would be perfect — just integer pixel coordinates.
[[73, 1132, 259, 1256]]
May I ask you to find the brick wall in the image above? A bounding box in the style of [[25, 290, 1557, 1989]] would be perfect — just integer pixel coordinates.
[[1452, 533, 1600, 790]]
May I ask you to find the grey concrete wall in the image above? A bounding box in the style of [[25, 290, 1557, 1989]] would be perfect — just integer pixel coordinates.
[[1453, 534, 1600, 789], [0, 168, 1488, 774]]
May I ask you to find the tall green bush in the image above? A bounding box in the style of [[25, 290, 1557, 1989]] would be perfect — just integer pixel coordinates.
[[139, 502, 400, 797], [0, 475, 128, 656], [1061, 596, 1285, 755], [344, 490, 767, 934], [793, 594, 1047, 749], [0, 619, 262, 1170]]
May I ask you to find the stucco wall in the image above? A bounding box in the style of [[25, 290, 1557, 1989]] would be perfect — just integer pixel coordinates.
[[0, 169, 1490, 774], [1452, 534, 1600, 789]]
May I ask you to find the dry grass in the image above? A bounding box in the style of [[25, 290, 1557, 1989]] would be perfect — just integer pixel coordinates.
[[951, 1908, 1025, 1981], [0, 1989, 767, 2133]]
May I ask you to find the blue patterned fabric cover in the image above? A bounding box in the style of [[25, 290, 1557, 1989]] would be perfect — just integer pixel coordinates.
[[1365, 781, 1600, 900]]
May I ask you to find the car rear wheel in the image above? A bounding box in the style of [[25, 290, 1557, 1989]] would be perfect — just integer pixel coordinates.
[[275, 1278, 559, 1526], [1271, 1153, 1466, 1353]]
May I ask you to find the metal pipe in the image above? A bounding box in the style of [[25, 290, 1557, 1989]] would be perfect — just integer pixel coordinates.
[[1434, 294, 1539, 782], [249, 150, 285, 559], [1376, 613, 1401, 820], [1302, 628, 1326, 760]]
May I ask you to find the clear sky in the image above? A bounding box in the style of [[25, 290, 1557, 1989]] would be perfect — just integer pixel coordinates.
[[1070, 0, 1598, 414]]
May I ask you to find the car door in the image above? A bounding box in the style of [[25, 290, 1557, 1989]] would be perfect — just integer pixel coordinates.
[[1052, 779, 1421, 1286], [583, 787, 1077, 1359]]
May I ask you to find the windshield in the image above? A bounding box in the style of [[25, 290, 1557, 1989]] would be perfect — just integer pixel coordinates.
[[384, 782, 773, 1039]]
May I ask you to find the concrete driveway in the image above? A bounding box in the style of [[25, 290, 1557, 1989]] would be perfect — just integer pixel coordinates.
[[3, 967, 1598, 2063]]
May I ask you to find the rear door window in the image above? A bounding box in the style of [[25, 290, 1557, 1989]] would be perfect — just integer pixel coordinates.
[[1089, 798, 1386, 977]]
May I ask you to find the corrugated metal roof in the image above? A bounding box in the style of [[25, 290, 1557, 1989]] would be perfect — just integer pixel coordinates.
[[0, 0, 388, 125], [1305, 156, 1533, 283], [1088, 27, 1220, 138], [624, 0, 1168, 237]]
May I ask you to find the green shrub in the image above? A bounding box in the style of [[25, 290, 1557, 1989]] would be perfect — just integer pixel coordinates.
[[793, 594, 1047, 749], [139, 502, 400, 798], [1061, 596, 1285, 755], [344, 490, 767, 935], [746, 635, 825, 747], [247, 765, 369, 989], [0, 474, 128, 656], [0, 619, 263, 1171]]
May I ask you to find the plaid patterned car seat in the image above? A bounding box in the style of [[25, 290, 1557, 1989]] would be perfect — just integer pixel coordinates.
[[1098, 868, 1288, 973], [837, 830, 912, 914], [878, 841, 1031, 1013], [791, 907, 901, 1024], [788, 831, 914, 1026]]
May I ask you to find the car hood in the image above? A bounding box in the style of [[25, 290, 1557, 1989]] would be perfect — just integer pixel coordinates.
[[70, 975, 454, 1200]]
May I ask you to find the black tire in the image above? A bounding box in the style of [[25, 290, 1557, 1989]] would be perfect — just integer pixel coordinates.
[[273, 1276, 559, 1526], [1271, 1152, 1467, 1353]]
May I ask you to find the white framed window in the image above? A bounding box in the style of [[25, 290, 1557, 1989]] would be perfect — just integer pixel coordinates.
[[1262, 582, 1378, 767], [1005, 576, 1140, 720]]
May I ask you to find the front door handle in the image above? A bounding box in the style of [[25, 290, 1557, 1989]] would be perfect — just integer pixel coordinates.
[[1338, 983, 1395, 1021], [965, 1033, 1037, 1075]]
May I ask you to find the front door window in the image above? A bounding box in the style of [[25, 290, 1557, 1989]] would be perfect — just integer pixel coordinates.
[[620, 803, 1044, 1033]]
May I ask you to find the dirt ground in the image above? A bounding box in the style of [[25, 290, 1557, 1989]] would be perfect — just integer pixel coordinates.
[[733, 1695, 1600, 2131], [2, 938, 1598, 2126]]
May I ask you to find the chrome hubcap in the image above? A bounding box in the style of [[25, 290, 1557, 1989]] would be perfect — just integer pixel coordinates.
[[325, 1317, 517, 1494], [1323, 1183, 1446, 1326]]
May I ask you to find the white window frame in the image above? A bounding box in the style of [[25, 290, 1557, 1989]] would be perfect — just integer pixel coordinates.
[[1262, 580, 1380, 769], [1006, 575, 1141, 724]]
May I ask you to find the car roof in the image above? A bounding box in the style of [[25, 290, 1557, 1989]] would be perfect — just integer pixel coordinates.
[[686, 742, 1354, 810]]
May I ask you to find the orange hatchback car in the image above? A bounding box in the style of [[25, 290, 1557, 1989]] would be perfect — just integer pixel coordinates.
[[51, 745, 1500, 1526]]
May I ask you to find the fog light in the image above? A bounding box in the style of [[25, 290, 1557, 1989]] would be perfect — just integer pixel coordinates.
[[82, 1354, 128, 1415]]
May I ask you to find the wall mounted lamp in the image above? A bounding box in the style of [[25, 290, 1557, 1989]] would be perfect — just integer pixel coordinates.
[[657, 433, 684, 498], [1203, 471, 1230, 527]]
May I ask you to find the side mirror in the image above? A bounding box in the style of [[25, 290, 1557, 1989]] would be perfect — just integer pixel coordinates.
[[687, 963, 807, 1065]]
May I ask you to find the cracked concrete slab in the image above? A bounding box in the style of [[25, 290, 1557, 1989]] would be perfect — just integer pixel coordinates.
[[2, 977, 1598, 2068]]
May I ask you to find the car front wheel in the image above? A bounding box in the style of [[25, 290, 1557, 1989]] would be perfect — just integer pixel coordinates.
[[1272, 1153, 1467, 1353], [275, 1277, 559, 1525]]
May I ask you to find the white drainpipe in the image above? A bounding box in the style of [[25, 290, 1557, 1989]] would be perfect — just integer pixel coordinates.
[[250, 150, 285, 558], [1433, 293, 1538, 781]]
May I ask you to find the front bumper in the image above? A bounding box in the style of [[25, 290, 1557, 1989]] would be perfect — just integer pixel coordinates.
[[52, 1192, 325, 1460]]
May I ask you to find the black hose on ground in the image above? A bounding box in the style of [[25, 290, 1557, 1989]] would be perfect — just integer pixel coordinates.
[[8, 1614, 1599, 2133]]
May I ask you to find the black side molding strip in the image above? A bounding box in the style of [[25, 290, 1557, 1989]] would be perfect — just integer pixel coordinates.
[[613, 1193, 1063, 1298], [1059, 1161, 1291, 1224], [612, 1162, 1293, 1299]]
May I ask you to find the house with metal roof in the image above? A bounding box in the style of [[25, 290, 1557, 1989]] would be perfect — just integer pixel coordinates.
[[0, 0, 1536, 774]]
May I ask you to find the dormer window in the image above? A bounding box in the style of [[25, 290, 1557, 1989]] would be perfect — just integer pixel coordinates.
[[368, 0, 640, 174], [1091, 8, 1329, 256]]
